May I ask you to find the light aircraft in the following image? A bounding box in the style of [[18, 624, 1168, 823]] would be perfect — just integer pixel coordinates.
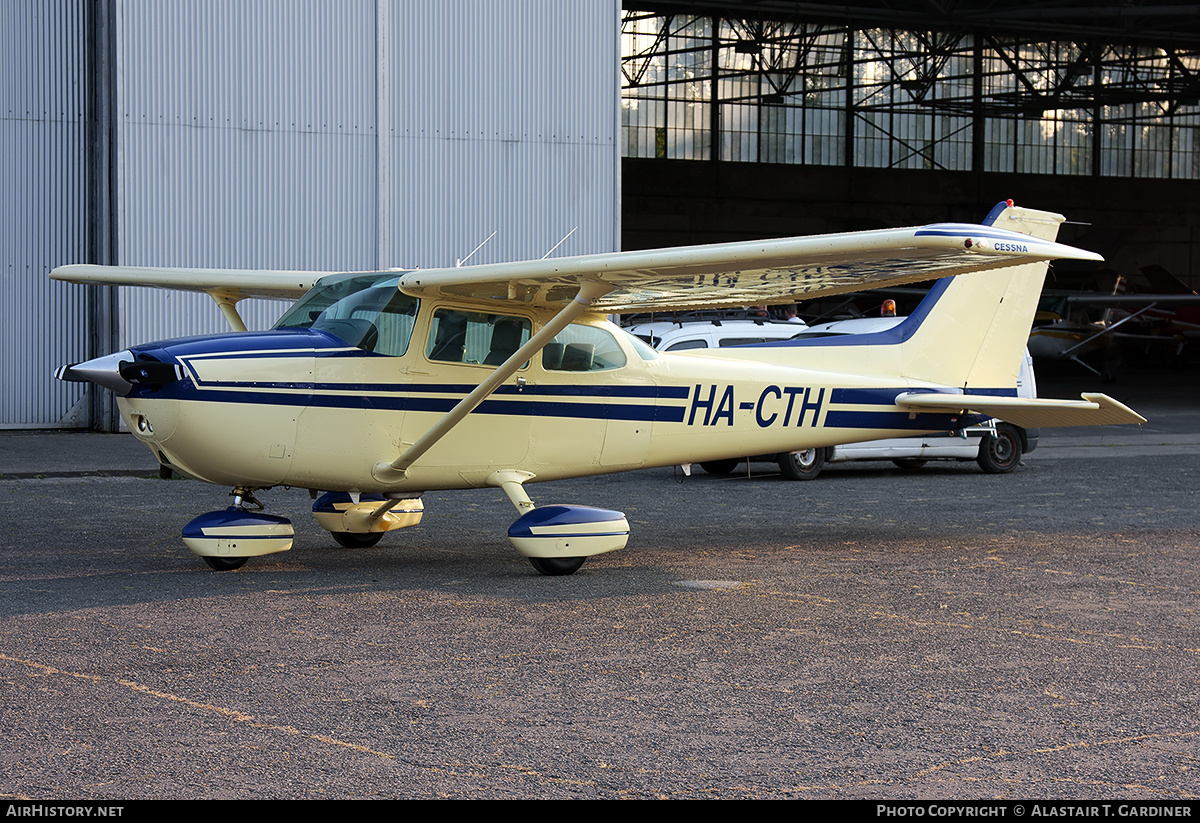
[[52, 201, 1145, 575], [1028, 268, 1200, 377]]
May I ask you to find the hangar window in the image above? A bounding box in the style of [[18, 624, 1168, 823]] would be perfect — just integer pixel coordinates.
[[622, 11, 1200, 179]]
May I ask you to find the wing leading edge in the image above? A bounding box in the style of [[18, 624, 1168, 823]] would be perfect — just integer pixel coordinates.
[[50, 264, 329, 301]]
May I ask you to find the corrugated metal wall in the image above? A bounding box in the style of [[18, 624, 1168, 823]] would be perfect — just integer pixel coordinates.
[[385, 0, 620, 269], [116, 0, 619, 348], [3, 0, 620, 428], [1, 1, 91, 427], [116, 0, 382, 342]]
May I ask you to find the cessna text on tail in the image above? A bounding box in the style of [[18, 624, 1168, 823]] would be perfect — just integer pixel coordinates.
[[52, 202, 1144, 575]]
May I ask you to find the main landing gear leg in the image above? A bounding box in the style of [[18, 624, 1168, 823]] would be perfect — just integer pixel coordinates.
[[489, 470, 629, 576], [310, 491, 425, 548], [231, 486, 265, 511]]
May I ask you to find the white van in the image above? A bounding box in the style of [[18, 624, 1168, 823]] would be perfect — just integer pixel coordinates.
[[625, 315, 807, 352], [695, 316, 1040, 479]]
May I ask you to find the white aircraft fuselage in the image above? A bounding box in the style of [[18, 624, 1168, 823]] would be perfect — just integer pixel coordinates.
[[111, 305, 980, 494]]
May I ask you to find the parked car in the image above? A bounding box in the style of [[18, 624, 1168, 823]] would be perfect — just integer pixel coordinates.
[[695, 315, 1040, 479]]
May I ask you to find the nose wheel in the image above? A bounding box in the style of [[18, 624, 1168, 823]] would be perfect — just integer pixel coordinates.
[[527, 556, 587, 576], [331, 531, 385, 549], [202, 555, 249, 571]]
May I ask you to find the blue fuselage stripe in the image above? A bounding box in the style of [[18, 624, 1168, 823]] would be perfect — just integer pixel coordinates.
[[131, 329, 1002, 432], [133, 381, 998, 430]]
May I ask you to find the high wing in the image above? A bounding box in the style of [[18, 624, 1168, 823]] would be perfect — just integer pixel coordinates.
[[397, 223, 1101, 311], [896, 391, 1146, 428], [51, 221, 1101, 313], [50, 264, 329, 301]]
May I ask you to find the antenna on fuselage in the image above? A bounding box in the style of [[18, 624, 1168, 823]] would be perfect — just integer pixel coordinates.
[[541, 227, 578, 259], [456, 231, 497, 268]]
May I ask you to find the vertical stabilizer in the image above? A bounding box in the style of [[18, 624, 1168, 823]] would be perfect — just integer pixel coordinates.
[[900, 203, 1065, 391]]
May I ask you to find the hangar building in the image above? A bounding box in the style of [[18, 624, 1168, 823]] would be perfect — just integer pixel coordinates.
[[4, 1, 1197, 430], [2, 0, 621, 429]]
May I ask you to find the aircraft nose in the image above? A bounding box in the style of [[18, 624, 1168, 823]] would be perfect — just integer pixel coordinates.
[[54, 351, 185, 396], [55, 350, 135, 395]]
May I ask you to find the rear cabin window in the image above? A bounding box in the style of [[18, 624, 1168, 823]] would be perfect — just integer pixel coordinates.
[[543, 324, 628, 372], [665, 339, 708, 351], [718, 337, 772, 346]]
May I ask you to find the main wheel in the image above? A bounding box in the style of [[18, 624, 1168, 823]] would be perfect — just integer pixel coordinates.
[[528, 556, 587, 576], [699, 459, 740, 475], [778, 447, 826, 480], [977, 424, 1022, 474], [203, 556, 248, 571], [892, 458, 928, 471], [331, 531, 385, 549]]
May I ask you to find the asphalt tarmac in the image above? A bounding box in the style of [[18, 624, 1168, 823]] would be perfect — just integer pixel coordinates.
[[1, 368, 1197, 799]]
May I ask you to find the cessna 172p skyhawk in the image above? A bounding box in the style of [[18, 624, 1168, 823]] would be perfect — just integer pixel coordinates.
[[52, 201, 1144, 575]]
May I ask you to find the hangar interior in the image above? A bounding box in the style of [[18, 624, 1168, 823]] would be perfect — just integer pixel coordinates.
[[620, 1, 1200, 298]]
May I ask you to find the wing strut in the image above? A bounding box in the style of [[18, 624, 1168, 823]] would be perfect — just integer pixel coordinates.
[[208, 291, 248, 332], [371, 280, 615, 484]]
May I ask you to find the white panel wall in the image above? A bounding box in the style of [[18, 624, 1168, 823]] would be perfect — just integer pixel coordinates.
[[0, 1, 90, 427], [115, 0, 621, 348], [4, 0, 619, 427], [386, 0, 620, 268], [116, 0, 382, 342]]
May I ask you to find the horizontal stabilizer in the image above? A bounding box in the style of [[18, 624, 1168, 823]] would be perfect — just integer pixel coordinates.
[[895, 392, 1146, 429]]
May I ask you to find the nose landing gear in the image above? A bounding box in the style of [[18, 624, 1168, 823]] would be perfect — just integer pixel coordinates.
[[181, 486, 293, 571]]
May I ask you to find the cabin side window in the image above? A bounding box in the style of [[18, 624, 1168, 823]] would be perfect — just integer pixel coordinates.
[[543, 324, 628, 372], [426, 309, 532, 366]]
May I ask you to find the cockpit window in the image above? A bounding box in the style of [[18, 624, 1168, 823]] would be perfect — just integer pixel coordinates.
[[426, 309, 532, 366], [274, 273, 419, 356]]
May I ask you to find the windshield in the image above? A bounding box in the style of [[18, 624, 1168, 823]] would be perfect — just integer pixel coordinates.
[[275, 273, 419, 356]]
